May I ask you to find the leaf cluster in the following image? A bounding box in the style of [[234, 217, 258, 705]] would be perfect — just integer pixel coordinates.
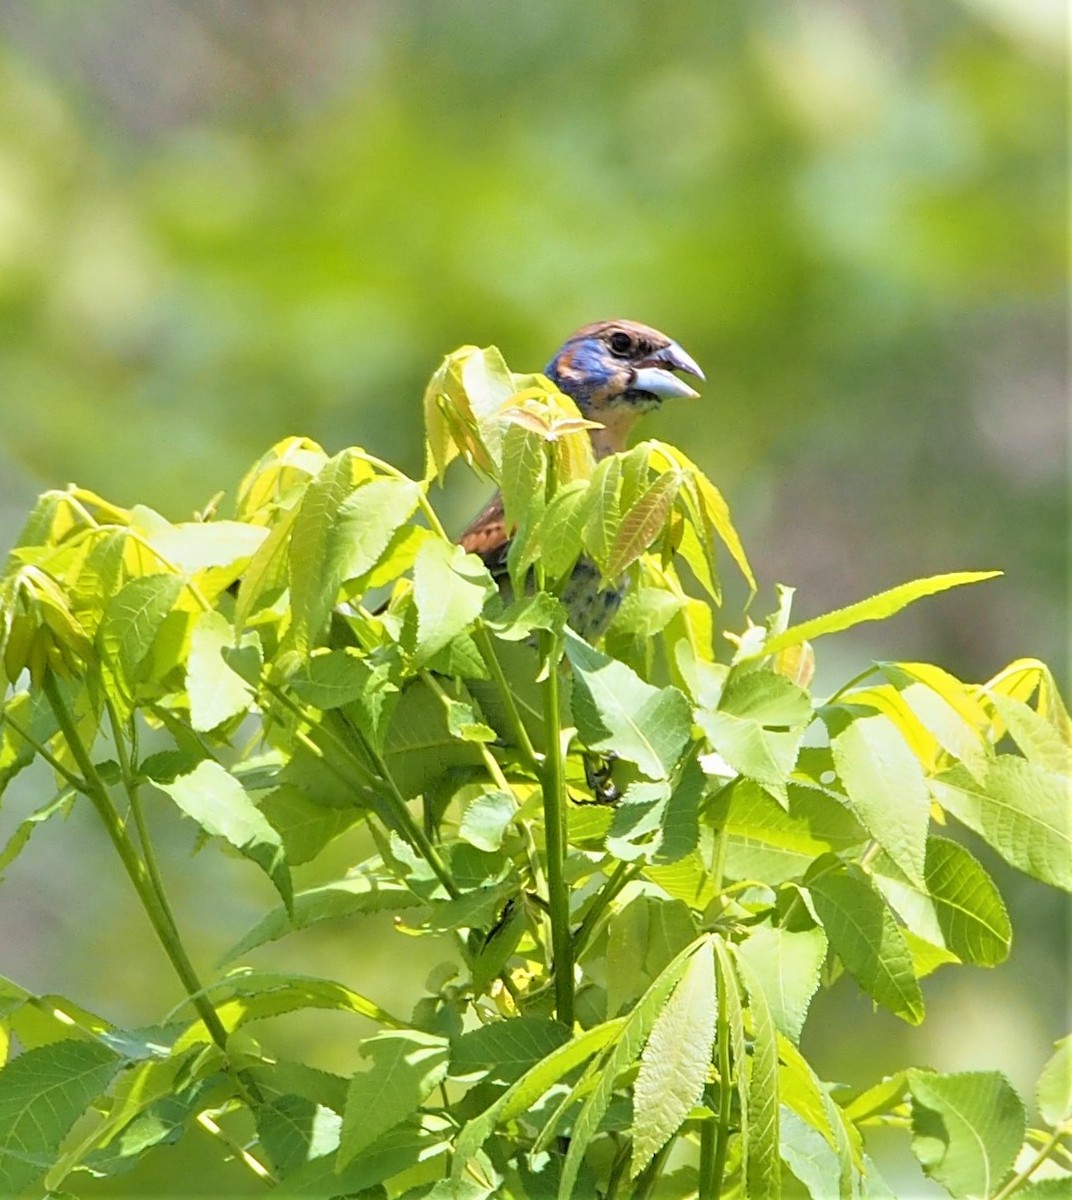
[[0, 347, 1068, 1198]]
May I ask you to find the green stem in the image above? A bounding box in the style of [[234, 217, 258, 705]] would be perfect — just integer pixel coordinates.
[[540, 629, 574, 1027], [603, 1139, 630, 1200], [332, 706, 460, 898], [41, 673, 231, 1053], [698, 1105, 716, 1199], [992, 1119, 1072, 1200], [473, 625, 541, 773], [0, 706, 85, 792], [105, 700, 185, 976], [708, 954, 733, 1200], [573, 860, 640, 961], [630, 1138, 674, 1200], [823, 664, 881, 707]]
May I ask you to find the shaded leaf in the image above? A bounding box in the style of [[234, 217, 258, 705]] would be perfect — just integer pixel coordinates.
[[807, 860, 924, 1024], [338, 1030, 450, 1166], [0, 1039, 121, 1196], [908, 1068, 1025, 1198]]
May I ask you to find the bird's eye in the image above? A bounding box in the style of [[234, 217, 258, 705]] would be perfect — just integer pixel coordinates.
[[609, 331, 634, 356]]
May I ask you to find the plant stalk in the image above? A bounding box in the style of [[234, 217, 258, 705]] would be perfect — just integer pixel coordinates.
[[707, 953, 733, 1199], [41, 672, 231, 1052], [540, 628, 574, 1027]]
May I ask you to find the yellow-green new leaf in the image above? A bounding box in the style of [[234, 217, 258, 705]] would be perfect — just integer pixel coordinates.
[[746, 572, 1002, 660]]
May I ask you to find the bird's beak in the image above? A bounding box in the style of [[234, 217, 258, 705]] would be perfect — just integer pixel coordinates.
[[631, 340, 705, 400]]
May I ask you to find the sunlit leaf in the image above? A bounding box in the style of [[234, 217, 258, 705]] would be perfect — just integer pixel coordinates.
[[736, 922, 827, 1044], [412, 539, 494, 666], [565, 630, 691, 780], [830, 711, 930, 886], [631, 937, 715, 1177], [154, 760, 292, 912], [746, 572, 1002, 660], [186, 610, 255, 731], [930, 757, 1072, 892], [1037, 1036, 1072, 1127]]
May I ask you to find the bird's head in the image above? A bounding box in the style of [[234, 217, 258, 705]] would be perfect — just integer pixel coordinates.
[[545, 319, 705, 457]]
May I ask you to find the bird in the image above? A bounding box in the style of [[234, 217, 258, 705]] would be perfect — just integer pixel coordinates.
[[457, 319, 705, 639]]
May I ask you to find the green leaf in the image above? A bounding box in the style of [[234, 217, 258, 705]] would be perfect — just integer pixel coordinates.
[[186, 610, 254, 731], [338, 1030, 450, 1166], [923, 836, 1011, 965], [908, 1068, 1025, 1198], [715, 780, 867, 886], [780, 1108, 844, 1200], [412, 539, 493, 666], [748, 571, 1002, 660], [288, 450, 369, 651], [97, 573, 184, 707], [288, 649, 383, 710], [930, 757, 1072, 892], [736, 922, 827, 1044], [830, 712, 930, 887], [631, 937, 716, 1177], [698, 668, 811, 795], [581, 455, 622, 573], [991, 692, 1072, 775], [807, 860, 925, 1024], [605, 896, 699, 1018], [381, 679, 485, 798], [154, 760, 292, 912], [450, 1017, 571, 1084], [565, 630, 692, 780], [649, 442, 755, 591], [256, 1094, 341, 1177], [559, 936, 709, 1200], [174, 972, 403, 1050], [0, 1039, 121, 1196], [778, 1033, 859, 1176], [735, 949, 782, 1200], [459, 790, 517, 852], [276, 1120, 450, 1197], [533, 480, 590, 585], [1037, 1036, 1072, 1127], [452, 1019, 624, 1179], [220, 876, 422, 964], [0, 791, 72, 879], [258, 785, 364, 867], [334, 476, 423, 584], [144, 519, 267, 573], [606, 761, 702, 865], [234, 503, 300, 630]]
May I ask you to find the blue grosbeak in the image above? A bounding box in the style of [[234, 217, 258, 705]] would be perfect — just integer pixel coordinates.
[[458, 319, 704, 638]]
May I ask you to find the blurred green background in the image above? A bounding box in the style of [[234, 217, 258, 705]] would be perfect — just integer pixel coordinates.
[[0, 1, 1065, 1195]]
